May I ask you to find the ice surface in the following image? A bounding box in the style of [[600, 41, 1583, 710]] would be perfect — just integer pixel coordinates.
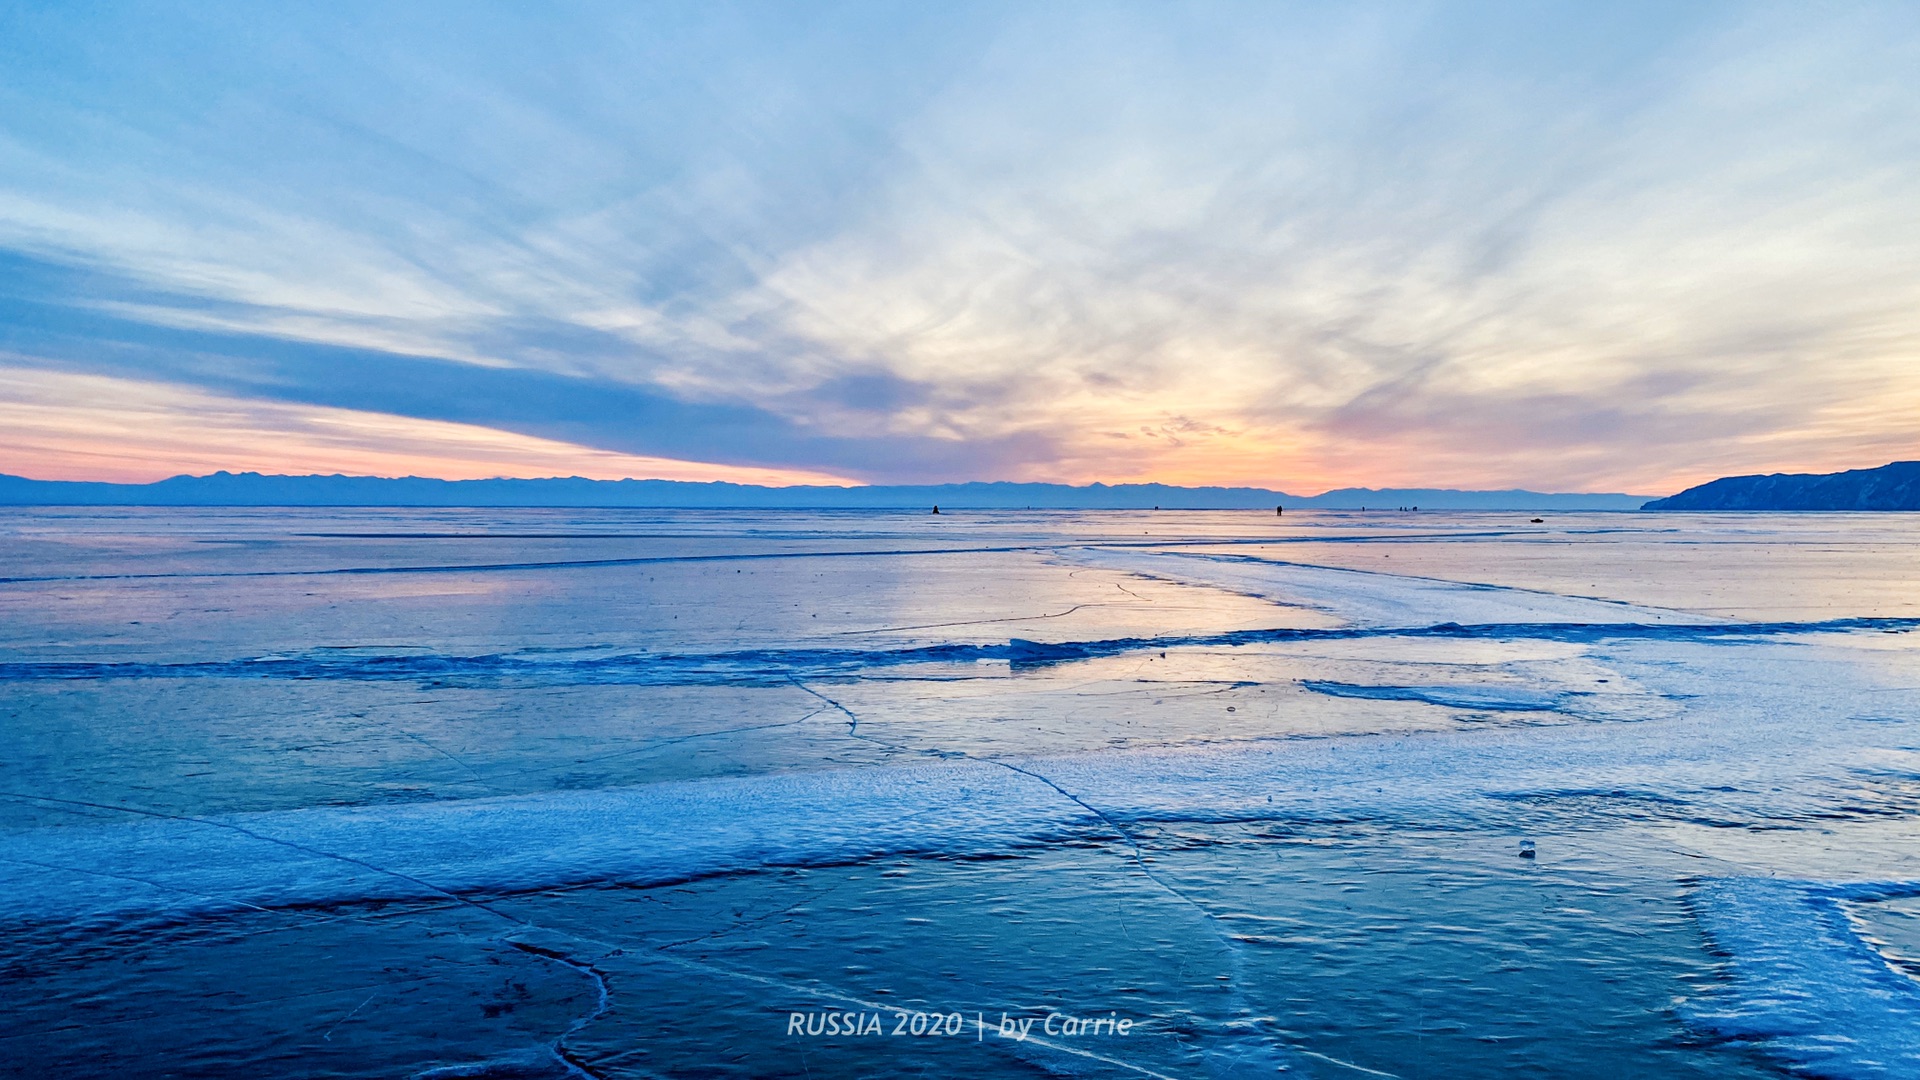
[[6, 629, 1906, 934], [1691, 878, 1920, 1079], [1, 508, 1917, 1078]]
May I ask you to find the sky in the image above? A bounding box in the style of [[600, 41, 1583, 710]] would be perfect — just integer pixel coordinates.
[[1, 2, 1916, 494]]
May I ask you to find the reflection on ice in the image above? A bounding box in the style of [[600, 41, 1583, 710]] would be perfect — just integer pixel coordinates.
[[1056, 547, 1715, 627]]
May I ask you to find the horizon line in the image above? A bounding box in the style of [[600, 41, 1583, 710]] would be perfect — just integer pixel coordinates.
[[0, 469, 1663, 500]]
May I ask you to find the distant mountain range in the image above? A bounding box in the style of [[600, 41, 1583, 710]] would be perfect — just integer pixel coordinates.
[[0, 471, 1654, 510], [1642, 460, 1920, 510]]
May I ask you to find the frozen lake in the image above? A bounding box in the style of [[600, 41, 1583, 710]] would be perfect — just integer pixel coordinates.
[[1, 507, 1917, 1078]]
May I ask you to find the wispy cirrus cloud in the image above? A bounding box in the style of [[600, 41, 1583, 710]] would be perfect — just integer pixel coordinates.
[[0, 1, 1915, 490]]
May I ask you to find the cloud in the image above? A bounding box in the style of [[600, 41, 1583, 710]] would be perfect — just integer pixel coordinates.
[[0, 366, 857, 485], [0, 251, 1058, 481], [0, 1, 1916, 489]]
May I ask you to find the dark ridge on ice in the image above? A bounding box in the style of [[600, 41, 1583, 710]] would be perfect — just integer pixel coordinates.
[[1, 617, 1913, 686], [1482, 788, 1693, 807], [1643, 460, 1920, 510], [0, 470, 1652, 510], [1299, 680, 1566, 711]]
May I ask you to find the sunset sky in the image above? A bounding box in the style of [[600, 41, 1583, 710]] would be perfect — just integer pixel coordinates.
[[2, 2, 1916, 493]]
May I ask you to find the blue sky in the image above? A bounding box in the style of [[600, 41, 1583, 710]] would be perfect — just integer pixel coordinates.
[[1, 1, 1916, 491]]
